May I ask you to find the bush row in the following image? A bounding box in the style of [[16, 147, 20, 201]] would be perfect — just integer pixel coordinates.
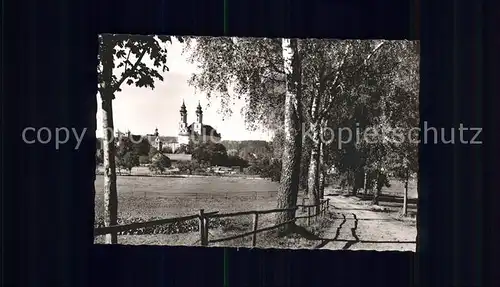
[[94, 216, 235, 235]]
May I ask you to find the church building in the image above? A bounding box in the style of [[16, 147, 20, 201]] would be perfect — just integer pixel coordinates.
[[146, 101, 222, 153]]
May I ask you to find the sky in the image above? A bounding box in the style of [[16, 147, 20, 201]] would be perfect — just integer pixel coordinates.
[[96, 38, 273, 141]]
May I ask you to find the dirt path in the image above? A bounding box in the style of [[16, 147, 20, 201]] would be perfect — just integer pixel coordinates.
[[318, 194, 416, 251]]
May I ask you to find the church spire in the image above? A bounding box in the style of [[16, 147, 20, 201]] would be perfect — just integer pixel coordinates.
[[196, 101, 202, 114], [180, 100, 187, 113], [180, 100, 187, 123], [196, 101, 203, 124]]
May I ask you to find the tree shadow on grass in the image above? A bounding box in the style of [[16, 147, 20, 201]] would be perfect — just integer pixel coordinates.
[[342, 213, 359, 250], [356, 194, 418, 205], [290, 213, 416, 249]]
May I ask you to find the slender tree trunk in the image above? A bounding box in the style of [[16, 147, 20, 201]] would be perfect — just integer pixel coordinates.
[[402, 171, 409, 216], [307, 74, 326, 213], [276, 38, 303, 234], [318, 142, 325, 199], [100, 37, 118, 244], [300, 141, 311, 195], [363, 169, 368, 196], [372, 170, 381, 205], [307, 137, 321, 213], [101, 96, 118, 243], [350, 170, 358, 196]]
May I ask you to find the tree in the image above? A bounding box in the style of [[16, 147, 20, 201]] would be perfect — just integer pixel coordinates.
[[149, 153, 172, 174], [116, 151, 140, 174], [260, 158, 282, 182], [274, 39, 303, 233], [302, 40, 400, 212], [300, 40, 351, 212], [138, 155, 150, 165], [175, 140, 194, 154], [148, 146, 159, 161], [384, 41, 419, 214], [131, 135, 151, 156], [184, 37, 303, 234], [115, 132, 141, 173], [174, 144, 188, 154], [98, 34, 181, 243], [161, 146, 173, 154], [224, 155, 248, 168], [191, 142, 228, 166]]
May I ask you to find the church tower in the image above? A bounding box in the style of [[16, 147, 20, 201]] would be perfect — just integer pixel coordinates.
[[154, 127, 162, 151], [194, 101, 203, 135], [178, 100, 188, 136]]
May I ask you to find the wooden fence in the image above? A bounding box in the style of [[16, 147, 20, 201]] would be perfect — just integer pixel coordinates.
[[94, 198, 330, 247]]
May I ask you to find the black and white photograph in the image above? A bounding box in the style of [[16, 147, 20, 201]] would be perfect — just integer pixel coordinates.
[[94, 35, 419, 250]]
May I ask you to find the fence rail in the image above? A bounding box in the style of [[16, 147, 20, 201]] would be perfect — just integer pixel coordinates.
[[94, 198, 330, 247]]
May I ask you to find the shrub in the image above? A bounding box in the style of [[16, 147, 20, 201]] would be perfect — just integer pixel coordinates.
[[139, 155, 150, 165], [174, 144, 189, 154], [162, 146, 173, 154], [149, 153, 172, 174], [148, 146, 159, 160], [116, 151, 140, 173]]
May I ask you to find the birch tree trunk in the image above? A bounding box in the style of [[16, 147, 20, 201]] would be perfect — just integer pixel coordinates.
[[99, 37, 118, 244], [318, 142, 325, 199], [363, 170, 368, 195], [307, 132, 321, 214], [372, 166, 382, 205], [275, 38, 303, 234], [402, 170, 409, 216]]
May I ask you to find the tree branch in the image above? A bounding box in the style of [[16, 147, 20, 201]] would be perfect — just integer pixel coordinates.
[[263, 58, 285, 76], [123, 49, 131, 75], [319, 93, 335, 120], [324, 44, 351, 82], [364, 41, 387, 65], [319, 41, 387, 120], [112, 45, 148, 93]]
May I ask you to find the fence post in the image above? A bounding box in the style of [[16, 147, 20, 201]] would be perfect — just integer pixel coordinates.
[[307, 207, 311, 226], [204, 215, 210, 246], [199, 209, 207, 246], [252, 212, 259, 247], [327, 198, 330, 212]]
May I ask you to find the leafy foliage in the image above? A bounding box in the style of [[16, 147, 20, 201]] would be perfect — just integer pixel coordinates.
[[96, 149, 104, 165], [148, 146, 159, 161], [138, 155, 150, 165], [161, 146, 173, 154], [184, 37, 285, 131], [131, 136, 151, 156], [175, 161, 205, 175], [225, 155, 249, 168], [98, 35, 184, 96], [149, 153, 172, 174], [116, 152, 140, 173], [191, 142, 228, 166], [97, 34, 182, 243]]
